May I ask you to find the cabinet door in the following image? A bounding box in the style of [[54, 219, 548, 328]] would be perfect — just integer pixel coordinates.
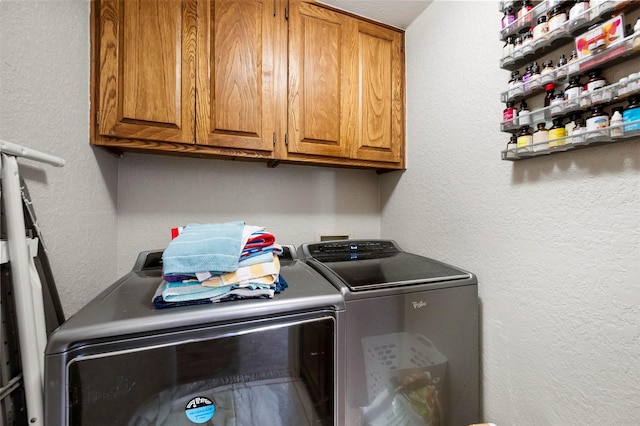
[[196, 0, 278, 153], [352, 21, 404, 163], [96, 0, 196, 143], [287, 1, 356, 159]]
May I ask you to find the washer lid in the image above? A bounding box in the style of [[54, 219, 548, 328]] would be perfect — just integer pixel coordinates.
[[303, 240, 471, 291]]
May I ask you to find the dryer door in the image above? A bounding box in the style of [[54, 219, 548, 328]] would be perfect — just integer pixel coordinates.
[[46, 312, 336, 426]]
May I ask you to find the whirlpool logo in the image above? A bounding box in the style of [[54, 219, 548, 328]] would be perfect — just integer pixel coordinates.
[[412, 300, 427, 309]]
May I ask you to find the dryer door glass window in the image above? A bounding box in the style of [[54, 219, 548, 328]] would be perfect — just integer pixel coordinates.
[[66, 316, 335, 426]]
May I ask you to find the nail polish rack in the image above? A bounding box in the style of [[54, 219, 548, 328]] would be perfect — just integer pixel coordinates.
[[499, 0, 640, 161]]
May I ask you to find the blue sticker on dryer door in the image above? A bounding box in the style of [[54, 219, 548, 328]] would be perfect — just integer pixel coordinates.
[[185, 396, 215, 424]]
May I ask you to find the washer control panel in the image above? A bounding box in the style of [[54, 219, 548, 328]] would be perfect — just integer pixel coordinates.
[[302, 240, 400, 260]]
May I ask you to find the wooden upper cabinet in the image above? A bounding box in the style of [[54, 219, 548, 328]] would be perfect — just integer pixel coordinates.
[[352, 21, 404, 164], [287, 1, 404, 166], [96, 0, 196, 144], [195, 0, 279, 153], [287, 1, 355, 159], [91, 0, 405, 169]]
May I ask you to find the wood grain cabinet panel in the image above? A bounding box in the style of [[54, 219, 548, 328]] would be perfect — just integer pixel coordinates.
[[353, 21, 403, 163], [196, 0, 277, 153], [287, 1, 354, 158], [91, 0, 405, 170], [286, 1, 404, 167], [96, 0, 196, 144]]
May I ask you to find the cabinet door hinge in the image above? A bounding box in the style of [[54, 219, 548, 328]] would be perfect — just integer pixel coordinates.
[[96, 110, 100, 125]]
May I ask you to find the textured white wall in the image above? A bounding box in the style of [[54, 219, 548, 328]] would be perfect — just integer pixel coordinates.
[[384, 1, 640, 424], [3, 1, 638, 421], [116, 154, 381, 276], [0, 1, 119, 317]]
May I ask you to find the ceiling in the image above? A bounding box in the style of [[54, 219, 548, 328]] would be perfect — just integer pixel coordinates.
[[317, 0, 432, 29]]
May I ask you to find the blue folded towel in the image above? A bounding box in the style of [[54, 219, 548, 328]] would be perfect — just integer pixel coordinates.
[[237, 251, 274, 268], [161, 280, 235, 302], [162, 221, 245, 275]]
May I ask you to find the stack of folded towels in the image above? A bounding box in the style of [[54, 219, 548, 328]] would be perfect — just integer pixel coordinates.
[[152, 221, 288, 309]]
